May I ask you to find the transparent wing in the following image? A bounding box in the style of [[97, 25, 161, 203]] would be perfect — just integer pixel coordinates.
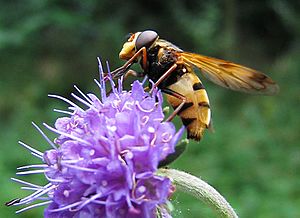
[[180, 52, 279, 95]]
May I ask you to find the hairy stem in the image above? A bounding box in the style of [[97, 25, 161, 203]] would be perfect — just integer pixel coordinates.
[[159, 168, 238, 218]]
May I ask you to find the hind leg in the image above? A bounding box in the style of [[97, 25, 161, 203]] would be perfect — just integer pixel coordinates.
[[162, 88, 187, 122]]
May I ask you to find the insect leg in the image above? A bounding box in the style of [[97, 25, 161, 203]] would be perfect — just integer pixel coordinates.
[[124, 70, 146, 80], [106, 69, 147, 95], [152, 63, 178, 90], [124, 70, 150, 91], [162, 88, 187, 122], [111, 47, 148, 78]]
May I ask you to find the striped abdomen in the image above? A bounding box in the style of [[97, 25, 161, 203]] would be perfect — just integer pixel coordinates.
[[165, 70, 211, 141]]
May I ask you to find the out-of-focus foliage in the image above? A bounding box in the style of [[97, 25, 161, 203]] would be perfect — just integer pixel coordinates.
[[0, 0, 299, 217]]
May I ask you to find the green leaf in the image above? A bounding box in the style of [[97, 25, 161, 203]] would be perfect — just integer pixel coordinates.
[[158, 139, 188, 168]]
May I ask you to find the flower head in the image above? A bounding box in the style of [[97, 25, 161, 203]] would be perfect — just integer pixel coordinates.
[[11, 59, 183, 217]]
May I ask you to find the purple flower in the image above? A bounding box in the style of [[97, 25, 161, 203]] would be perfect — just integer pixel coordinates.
[[10, 60, 184, 217]]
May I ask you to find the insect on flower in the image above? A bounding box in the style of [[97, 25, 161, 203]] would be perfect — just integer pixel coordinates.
[[111, 30, 279, 141], [7, 60, 184, 217]]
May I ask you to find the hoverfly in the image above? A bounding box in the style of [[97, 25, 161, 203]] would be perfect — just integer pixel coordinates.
[[112, 30, 279, 141]]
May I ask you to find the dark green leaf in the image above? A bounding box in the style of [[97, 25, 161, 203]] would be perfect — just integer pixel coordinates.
[[158, 139, 189, 168]]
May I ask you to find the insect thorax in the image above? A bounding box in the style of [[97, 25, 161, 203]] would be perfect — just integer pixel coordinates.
[[144, 45, 185, 88]]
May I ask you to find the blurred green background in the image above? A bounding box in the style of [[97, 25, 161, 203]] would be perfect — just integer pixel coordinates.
[[1, 0, 299, 217]]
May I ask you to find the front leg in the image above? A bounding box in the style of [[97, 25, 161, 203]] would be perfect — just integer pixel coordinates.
[[111, 47, 148, 78], [124, 70, 150, 92], [110, 62, 135, 80], [124, 70, 146, 80]]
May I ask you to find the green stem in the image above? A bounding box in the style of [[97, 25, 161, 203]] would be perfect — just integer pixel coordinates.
[[159, 168, 238, 218]]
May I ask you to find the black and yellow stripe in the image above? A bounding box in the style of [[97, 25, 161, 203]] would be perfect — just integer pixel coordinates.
[[165, 68, 211, 141]]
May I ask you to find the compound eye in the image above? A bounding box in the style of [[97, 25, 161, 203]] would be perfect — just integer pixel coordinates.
[[135, 30, 158, 50]]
